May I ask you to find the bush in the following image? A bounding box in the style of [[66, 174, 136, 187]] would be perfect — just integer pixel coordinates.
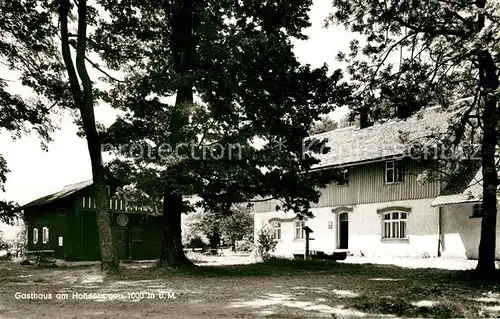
[[186, 236, 207, 249], [235, 239, 253, 252], [255, 224, 277, 261]]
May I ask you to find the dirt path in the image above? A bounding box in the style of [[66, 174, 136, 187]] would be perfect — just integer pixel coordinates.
[[0, 260, 498, 318], [0, 266, 366, 318]]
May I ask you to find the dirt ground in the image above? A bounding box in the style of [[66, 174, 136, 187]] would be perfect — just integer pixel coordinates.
[[1, 258, 500, 318]]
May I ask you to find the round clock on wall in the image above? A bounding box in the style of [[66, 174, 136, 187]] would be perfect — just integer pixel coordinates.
[[116, 214, 129, 227]]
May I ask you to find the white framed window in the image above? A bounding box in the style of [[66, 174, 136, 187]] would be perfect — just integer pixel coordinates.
[[42, 227, 49, 244], [385, 160, 404, 184], [328, 221, 333, 229], [33, 228, 39, 244], [294, 220, 306, 240], [382, 212, 407, 239], [472, 204, 483, 218], [271, 221, 281, 240]]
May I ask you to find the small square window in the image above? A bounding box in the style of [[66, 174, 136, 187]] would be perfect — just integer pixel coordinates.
[[328, 221, 333, 229], [271, 221, 281, 240], [385, 160, 404, 184], [294, 220, 305, 240]]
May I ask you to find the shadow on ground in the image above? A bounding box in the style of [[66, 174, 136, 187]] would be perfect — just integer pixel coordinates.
[[1, 258, 500, 318]]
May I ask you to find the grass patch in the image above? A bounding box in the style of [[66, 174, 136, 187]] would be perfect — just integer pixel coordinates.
[[353, 295, 468, 318], [118, 258, 356, 279], [0, 267, 14, 277], [55, 263, 99, 270], [116, 257, 462, 279], [148, 257, 464, 280], [110, 255, 500, 314]]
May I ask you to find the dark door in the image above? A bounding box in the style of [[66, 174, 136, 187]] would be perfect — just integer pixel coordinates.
[[112, 228, 129, 260], [339, 213, 349, 249]]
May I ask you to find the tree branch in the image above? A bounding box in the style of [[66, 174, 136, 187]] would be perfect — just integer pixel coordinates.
[[59, 0, 83, 106], [69, 41, 127, 83]]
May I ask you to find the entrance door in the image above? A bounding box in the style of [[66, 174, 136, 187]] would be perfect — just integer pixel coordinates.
[[112, 228, 129, 260], [338, 213, 349, 249]]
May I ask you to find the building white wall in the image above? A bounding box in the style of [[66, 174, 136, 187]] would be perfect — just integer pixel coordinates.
[[254, 207, 337, 257], [440, 203, 500, 259], [254, 198, 440, 258]]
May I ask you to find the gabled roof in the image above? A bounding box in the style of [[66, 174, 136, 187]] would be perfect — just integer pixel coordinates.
[[22, 180, 93, 208], [310, 106, 453, 169]]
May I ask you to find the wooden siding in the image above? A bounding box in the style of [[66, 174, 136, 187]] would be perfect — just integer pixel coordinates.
[[24, 187, 163, 262], [81, 196, 154, 213], [79, 183, 154, 214], [70, 209, 162, 261], [74, 188, 162, 261], [25, 197, 74, 260], [254, 159, 440, 213]]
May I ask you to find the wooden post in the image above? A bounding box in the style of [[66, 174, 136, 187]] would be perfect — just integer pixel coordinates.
[[305, 231, 310, 260], [302, 226, 313, 260]]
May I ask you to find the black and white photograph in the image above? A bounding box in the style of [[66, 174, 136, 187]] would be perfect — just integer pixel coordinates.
[[0, 0, 499, 317]]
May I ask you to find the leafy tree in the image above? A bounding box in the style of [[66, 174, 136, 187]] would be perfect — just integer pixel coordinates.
[[0, 230, 8, 250], [329, 0, 499, 275], [219, 204, 254, 251], [9, 220, 27, 257], [183, 204, 253, 251], [182, 210, 220, 250], [309, 117, 338, 134], [96, 0, 349, 266], [58, 0, 118, 271], [0, 0, 70, 224], [1, 0, 122, 270], [337, 114, 352, 129]]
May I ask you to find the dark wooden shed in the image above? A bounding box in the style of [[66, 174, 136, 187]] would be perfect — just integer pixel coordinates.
[[23, 181, 162, 261]]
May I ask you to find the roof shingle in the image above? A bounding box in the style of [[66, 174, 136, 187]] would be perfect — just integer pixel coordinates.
[[310, 107, 453, 168], [22, 180, 92, 208]]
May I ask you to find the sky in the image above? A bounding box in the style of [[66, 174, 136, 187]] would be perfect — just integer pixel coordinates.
[[0, 0, 353, 212]]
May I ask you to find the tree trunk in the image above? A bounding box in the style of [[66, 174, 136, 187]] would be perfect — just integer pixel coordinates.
[[59, 0, 118, 272], [158, 0, 195, 267], [476, 49, 499, 277], [159, 192, 192, 267], [94, 177, 118, 271], [209, 232, 220, 249]]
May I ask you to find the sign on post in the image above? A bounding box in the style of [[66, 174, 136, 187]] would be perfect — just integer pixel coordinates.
[[302, 226, 313, 260]]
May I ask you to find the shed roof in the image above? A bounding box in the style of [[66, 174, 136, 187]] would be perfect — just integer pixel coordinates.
[[310, 106, 453, 169], [431, 169, 483, 206], [22, 180, 92, 208]]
